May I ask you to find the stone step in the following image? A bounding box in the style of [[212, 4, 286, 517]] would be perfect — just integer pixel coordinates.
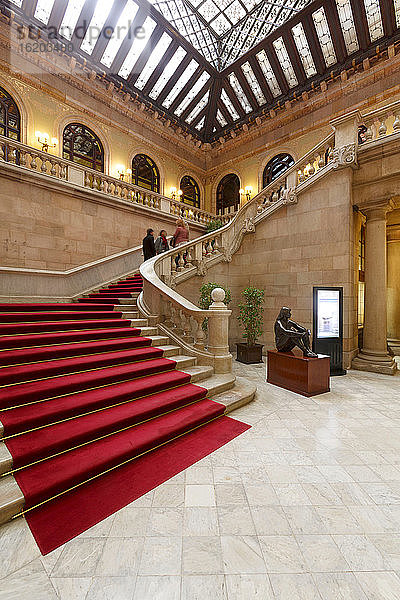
[[138, 327, 158, 336], [173, 355, 197, 369], [182, 364, 214, 383], [129, 319, 148, 327], [158, 345, 181, 357], [0, 475, 24, 526], [211, 376, 256, 414], [200, 373, 236, 396], [148, 335, 170, 347], [115, 304, 138, 311], [119, 312, 139, 319], [0, 443, 12, 475]]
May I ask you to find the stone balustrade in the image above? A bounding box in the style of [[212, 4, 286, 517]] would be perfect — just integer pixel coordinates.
[[359, 100, 400, 144], [0, 135, 224, 226]]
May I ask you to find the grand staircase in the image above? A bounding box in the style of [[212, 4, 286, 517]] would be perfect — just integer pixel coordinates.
[[0, 273, 254, 527]]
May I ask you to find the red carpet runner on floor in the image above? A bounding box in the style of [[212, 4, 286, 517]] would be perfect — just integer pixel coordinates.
[[0, 273, 250, 554]]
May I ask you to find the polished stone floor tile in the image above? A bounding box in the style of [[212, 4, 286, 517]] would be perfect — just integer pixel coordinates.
[[3, 363, 400, 599]]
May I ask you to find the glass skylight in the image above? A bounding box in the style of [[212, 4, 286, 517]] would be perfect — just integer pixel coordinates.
[[186, 90, 210, 123], [59, 0, 86, 40], [100, 0, 139, 67], [118, 17, 157, 79], [228, 73, 252, 113], [149, 47, 187, 99], [195, 116, 206, 131], [216, 109, 228, 127], [135, 33, 173, 91], [363, 0, 384, 42], [221, 88, 240, 121], [8, 0, 22, 7], [335, 0, 359, 54], [34, 0, 56, 24], [291, 22, 317, 78], [273, 37, 298, 88], [256, 49, 281, 97], [162, 59, 199, 109], [81, 0, 113, 55], [395, 0, 400, 27], [241, 62, 266, 106], [174, 71, 211, 116], [312, 7, 337, 67]]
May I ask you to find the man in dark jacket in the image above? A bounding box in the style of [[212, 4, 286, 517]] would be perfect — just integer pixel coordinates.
[[142, 228, 156, 261]]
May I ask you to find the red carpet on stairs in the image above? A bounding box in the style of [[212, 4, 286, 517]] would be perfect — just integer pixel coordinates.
[[0, 272, 250, 554]]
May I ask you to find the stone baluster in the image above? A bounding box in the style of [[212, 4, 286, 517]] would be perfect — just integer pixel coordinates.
[[18, 150, 26, 167], [9, 146, 17, 164], [177, 252, 185, 272], [185, 246, 193, 268], [49, 159, 57, 176], [181, 311, 192, 342], [84, 172, 91, 187], [318, 153, 325, 169], [171, 253, 177, 275], [393, 114, 400, 133], [378, 119, 388, 137], [0, 142, 4, 161], [30, 153, 38, 170], [40, 156, 48, 173], [194, 317, 206, 350], [364, 123, 373, 142], [163, 300, 173, 328], [60, 163, 67, 179]]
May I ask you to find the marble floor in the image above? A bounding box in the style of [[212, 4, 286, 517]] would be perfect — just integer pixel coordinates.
[[1, 361, 400, 600]]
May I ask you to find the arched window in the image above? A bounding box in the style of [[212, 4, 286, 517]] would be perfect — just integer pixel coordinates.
[[62, 123, 104, 172], [0, 87, 20, 140], [180, 175, 200, 208], [263, 153, 295, 188], [216, 174, 240, 215], [132, 154, 160, 192]]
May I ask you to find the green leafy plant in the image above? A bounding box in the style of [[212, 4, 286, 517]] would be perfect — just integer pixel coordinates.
[[237, 286, 265, 346], [199, 282, 231, 331], [205, 219, 223, 234]]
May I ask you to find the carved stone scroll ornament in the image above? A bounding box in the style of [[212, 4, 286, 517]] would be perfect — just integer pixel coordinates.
[[242, 217, 256, 233], [281, 188, 298, 205], [332, 143, 358, 170], [163, 274, 177, 290], [196, 259, 207, 276]]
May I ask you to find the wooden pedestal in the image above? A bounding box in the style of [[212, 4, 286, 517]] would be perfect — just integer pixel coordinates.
[[267, 350, 330, 397]]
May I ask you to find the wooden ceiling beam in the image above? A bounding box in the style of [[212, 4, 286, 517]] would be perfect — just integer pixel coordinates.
[[301, 12, 327, 75], [349, 0, 370, 51], [46, 0, 69, 32], [90, 0, 127, 62], [323, 0, 347, 64], [204, 77, 222, 139], [180, 79, 212, 122], [282, 30, 307, 86], [379, 0, 397, 38], [109, 7, 149, 75], [169, 64, 204, 114], [265, 42, 290, 96], [247, 55, 274, 104], [233, 66, 260, 112], [221, 79, 247, 119], [70, 0, 98, 49]]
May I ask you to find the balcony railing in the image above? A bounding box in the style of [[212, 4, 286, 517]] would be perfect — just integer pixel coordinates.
[[0, 135, 230, 227]]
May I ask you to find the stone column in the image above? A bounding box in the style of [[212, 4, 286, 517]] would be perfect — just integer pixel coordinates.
[[352, 199, 397, 375]]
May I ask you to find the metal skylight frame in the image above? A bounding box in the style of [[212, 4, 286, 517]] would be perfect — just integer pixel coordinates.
[[174, 70, 211, 116], [241, 61, 266, 106], [100, 0, 139, 68], [148, 46, 187, 99], [162, 59, 199, 108], [335, 0, 359, 55], [59, 0, 86, 41], [135, 33, 173, 91], [81, 0, 113, 55], [34, 0, 56, 24], [312, 6, 337, 68], [118, 16, 157, 79]]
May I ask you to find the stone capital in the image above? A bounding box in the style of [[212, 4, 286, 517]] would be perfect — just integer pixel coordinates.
[[330, 110, 363, 131], [357, 197, 395, 220], [387, 223, 400, 242]]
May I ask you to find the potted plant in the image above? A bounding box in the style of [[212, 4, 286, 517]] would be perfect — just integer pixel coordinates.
[[199, 282, 231, 332], [237, 286, 265, 364]]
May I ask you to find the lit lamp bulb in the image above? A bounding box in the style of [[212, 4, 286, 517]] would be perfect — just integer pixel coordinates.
[[245, 185, 252, 201], [36, 131, 58, 152], [116, 165, 125, 180], [170, 186, 177, 200], [177, 189, 183, 198]]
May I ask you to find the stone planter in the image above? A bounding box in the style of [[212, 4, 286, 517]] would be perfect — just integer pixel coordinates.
[[236, 343, 263, 364]]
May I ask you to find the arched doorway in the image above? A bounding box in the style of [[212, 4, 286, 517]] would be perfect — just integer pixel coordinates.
[[180, 175, 200, 208], [263, 153, 295, 188], [216, 174, 240, 215], [62, 123, 104, 172], [131, 154, 160, 192]]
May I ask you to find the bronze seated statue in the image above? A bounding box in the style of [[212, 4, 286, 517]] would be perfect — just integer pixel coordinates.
[[274, 307, 318, 358]]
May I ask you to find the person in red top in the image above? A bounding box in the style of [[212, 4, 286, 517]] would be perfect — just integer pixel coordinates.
[[172, 218, 189, 246], [172, 218, 189, 267]]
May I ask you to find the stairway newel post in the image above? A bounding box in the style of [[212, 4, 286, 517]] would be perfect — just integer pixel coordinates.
[[207, 288, 232, 374]]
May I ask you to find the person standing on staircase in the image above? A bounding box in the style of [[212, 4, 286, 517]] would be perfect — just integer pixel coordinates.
[[142, 228, 156, 261]]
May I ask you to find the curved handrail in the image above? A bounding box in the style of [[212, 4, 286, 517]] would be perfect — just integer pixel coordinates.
[[139, 131, 336, 372]]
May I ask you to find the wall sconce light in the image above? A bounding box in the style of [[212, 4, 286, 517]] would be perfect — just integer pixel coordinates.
[[36, 131, 58, 153], [245, 186, 252, 202], [117, 165, 126, 180], [170, 187, 183, 201]]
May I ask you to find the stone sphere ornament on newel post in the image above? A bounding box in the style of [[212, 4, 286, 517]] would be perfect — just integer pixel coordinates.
[[236, 287, 265, 364]]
